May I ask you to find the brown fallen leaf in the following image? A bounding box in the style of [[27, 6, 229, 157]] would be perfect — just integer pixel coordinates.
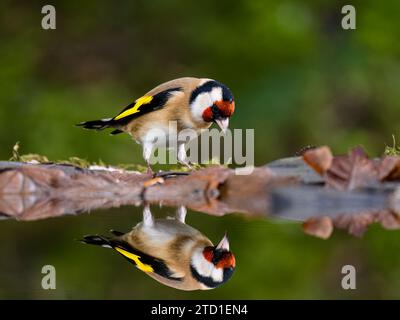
[[294, 145, 318, 157], [303, 146, 392, 190], [377, 156, 400, 181], [328, 147, 381, 190], [302, 146, 333, 175]]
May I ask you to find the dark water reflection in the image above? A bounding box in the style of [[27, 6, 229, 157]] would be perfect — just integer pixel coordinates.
[[1, 204, 400, 299], [1, 160, 400, 298]]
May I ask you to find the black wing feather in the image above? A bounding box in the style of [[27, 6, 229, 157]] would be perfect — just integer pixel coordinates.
[[112, 87, 183, 126], [77, 87, 182, 131], [110, 238, 182, 281], [81, 233, 182, 281]]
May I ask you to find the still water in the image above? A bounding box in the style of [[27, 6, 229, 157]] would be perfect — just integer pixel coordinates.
[[1, 202, 400, 299]]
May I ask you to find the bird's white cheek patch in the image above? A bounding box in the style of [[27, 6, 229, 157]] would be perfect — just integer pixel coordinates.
[[191, 251, 223, 283], [191, 93, 212, 122], [190, 87, 223, 123]]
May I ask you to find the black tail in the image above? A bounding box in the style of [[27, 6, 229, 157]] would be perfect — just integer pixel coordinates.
[[76, 118, 113, 131], [80, 235, 112, 247], [110, 229, 125, 236]]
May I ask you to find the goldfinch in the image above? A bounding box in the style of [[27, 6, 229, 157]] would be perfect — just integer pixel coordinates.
[[81, 206, 236, 291], [77, 77, 235, 170]]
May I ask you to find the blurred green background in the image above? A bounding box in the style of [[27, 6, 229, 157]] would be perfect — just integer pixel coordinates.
[[1, 0, 400, 299]]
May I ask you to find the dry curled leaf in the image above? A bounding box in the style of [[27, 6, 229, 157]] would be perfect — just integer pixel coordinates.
[[294, 145, 318, 157], [303, 146, 400, 190], [377, 156, 400, 181], [327, 147, 381, 190], [302, 146, 333, 175]]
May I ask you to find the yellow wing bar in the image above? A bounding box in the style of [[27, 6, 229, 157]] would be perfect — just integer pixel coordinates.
[[114, 95, 153, 121], [115, 247, 154, 273]]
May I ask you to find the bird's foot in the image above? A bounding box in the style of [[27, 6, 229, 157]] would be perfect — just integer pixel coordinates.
[[153, 171, 190, 179], [178, 160, 198, 170], [146, 164, 154, 175]]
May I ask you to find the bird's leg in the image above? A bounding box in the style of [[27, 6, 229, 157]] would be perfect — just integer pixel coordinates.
[[177, 143, 193, 169], [142, 204, 154, 227], [175, 205, 187, 223], [142, 142, 190, 179], [143, 142, 154, 175]]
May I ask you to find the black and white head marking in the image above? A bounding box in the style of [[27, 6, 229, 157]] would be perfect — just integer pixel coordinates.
[[190, 248, 234, 289], [189, 80, 234, 123]]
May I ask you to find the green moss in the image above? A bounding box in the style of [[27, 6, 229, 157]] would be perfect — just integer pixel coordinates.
[[9, 142, 50, 163], [8, 142, 222, 172], [116, 163, 148, 173], [384, 135, 400, 156]]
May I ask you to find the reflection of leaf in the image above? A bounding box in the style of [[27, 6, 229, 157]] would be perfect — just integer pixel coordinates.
[[334, 210, 400, 237], [303, 210, 400, 239], [302, 217, 333, 239], [332, 212, 376, 237]]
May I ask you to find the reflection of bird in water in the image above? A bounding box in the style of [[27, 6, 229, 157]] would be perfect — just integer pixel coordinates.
[[81, 206, 235, 290]]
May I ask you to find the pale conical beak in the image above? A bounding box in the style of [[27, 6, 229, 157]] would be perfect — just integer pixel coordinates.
[[215, 118, 229, 133], [216, 233, 230, 251]]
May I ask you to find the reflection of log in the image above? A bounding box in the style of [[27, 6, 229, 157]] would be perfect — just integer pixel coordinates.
[[0, 161, 285, 220], [1, 146, 400, 238]]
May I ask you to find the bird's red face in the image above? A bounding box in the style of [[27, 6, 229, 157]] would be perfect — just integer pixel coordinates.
[[203, 246, 236, 269], [202, 100, 235, 132], [202, 100, 235, 122], [202, 234, 236, 269], [189, 80, 235, 132], [190, 234, 235, 288]]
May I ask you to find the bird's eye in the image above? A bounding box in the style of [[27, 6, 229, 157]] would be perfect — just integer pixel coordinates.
[[211, 104, 219, 113], [215, 252, 236, 269]]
